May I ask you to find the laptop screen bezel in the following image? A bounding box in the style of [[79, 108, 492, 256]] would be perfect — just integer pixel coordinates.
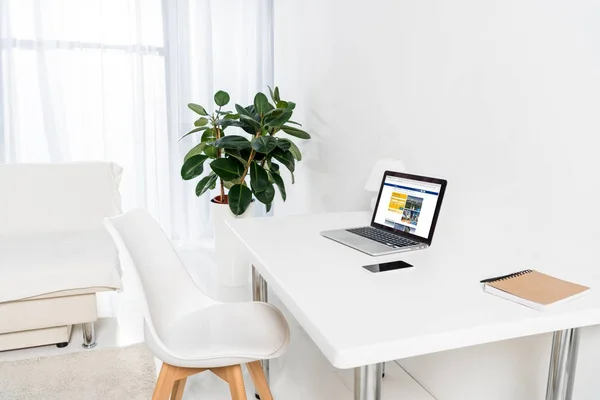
[[370, 171, 447, 246]]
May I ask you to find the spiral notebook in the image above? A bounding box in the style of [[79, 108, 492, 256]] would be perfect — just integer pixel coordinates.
[[481, 270, 590, 311]]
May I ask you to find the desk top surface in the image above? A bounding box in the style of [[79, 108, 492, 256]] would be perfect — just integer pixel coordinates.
[[228, 211, 600, 369]]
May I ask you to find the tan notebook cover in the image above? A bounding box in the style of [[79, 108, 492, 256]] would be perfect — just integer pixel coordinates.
[[488, 270, 589, 306]]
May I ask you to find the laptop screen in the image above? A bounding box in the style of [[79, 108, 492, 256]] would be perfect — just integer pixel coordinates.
[[372, 174, 443, 239]]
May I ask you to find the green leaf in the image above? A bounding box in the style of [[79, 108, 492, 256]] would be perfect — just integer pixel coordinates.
[[216, 110, 232, 115], [270, 171, 286, 201], [228, 184, 253, 216], [281, 125, 311, 139], [287, 140, 302, 161], [195, 173, 218, 197], [215, 119, 232, 129], [184, 142, 208, 162], [276, 138, 292, 152], [245, 105, 259, 119], [181, 155, 208, 180], [266, 202, 272, 213], [224, 113, 239, 120], [194, 117, 208, 127], [224, 148, 250, 167], [253, 151, 266, 162], [254, 92, 274, 115], [268, 86, 281, 103], [214, 90, 230, 107], [204, 145, 219, 158], [264, 108, 284, 120], [276, 100, 288, 109], [265, 110, 292, 127], [210, 158, 245, 181], [287, 120, 302, 126], [216, 119, 244, 129], [179, 126, 210, 141], [213, 135, 252, 150], [272, 149, 295, 173], [201, 128, 216, 142], [235, 104, 260, 134], [239, 123, 258, 135], [268, 86, 276, 103], [267, 159, 280, 173], [240, 114, 261, 132], [286, 101, 296, 111], [223, 180, 236, 189], [254, 183, 275, 205], [274, 87, 281, 103], [251, 136, 278, 154], [250, 161, 269, 193], [188, 103, 208, 116], [235, 104, 254, 118]]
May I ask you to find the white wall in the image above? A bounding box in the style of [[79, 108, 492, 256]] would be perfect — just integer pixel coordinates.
[[274, 0, 600, 399]]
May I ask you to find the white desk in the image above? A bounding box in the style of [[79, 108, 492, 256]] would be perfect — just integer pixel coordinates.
[[228, 211, 600, 400]]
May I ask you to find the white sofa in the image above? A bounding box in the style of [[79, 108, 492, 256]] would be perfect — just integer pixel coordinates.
[[0, 162, 123, 351]]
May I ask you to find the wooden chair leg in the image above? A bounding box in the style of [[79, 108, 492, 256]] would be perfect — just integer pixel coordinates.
[[209, 366, 230, 382], [171, 377, 187, 400], [153, 363, 206, 400], [152, 363, 178, 400], [247, 361, 273, 400], [226, 364, 247, 400]]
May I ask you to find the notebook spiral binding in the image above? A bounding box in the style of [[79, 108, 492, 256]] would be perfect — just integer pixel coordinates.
[[489, 269, 533, 283]]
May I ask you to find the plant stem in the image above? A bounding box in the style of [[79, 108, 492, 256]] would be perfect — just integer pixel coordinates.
[[239, 130, 262, 183], [219, 176, 225, 203], [239, 149, 256, 183], [214, 108, 226, 203]]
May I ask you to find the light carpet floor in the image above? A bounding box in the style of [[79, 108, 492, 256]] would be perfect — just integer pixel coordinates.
[[0, 343, 156, 400]]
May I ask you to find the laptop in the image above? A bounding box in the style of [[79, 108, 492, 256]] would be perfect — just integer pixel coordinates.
[[320, 171, 447, 256]]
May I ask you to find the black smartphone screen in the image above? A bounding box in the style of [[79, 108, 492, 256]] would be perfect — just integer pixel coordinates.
[[363, 260, 414, 273]]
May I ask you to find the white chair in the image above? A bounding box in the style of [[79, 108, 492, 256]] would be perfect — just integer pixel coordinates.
[[104, 209, 290, 400]]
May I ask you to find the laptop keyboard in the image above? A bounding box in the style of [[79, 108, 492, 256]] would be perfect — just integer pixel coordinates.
[[346, 226, 419, 248]]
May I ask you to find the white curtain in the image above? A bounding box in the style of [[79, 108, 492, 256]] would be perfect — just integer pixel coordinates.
[[0, 0, 273, 242]]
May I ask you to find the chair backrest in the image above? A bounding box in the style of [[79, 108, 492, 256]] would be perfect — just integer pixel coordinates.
[[104, 209, 214, 342], [0, 162, 123, 235]]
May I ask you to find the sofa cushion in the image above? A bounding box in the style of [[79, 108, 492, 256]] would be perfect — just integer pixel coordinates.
[[0, 229, 122, 303], [0, 162, 122, 235]]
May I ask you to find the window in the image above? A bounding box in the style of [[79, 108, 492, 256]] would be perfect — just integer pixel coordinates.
[[1, 0, 173, 232], [0, 0, 274, 241]]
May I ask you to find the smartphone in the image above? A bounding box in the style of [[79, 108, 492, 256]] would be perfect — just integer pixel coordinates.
[[363, 260, 413, 273]]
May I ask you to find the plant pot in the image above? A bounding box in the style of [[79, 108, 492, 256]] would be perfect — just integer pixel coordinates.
[[210, 197, 256, 287]]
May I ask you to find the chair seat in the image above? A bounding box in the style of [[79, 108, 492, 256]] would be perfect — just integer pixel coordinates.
[[0, 229, 122, 303], [152, 301, 290, 368]]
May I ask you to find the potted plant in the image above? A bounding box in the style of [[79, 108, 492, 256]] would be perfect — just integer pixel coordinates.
[[180, 87, 310, 285], [180, 87, 309, 214]]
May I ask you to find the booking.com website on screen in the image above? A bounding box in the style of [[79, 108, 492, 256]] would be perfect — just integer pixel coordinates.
[[373, 176, 442, 239]]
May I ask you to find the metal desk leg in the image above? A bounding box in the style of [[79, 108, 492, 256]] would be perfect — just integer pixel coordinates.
[[355, 363, 383, 400], [545, 328, 580, 400], [252, 266, 269, 399]]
